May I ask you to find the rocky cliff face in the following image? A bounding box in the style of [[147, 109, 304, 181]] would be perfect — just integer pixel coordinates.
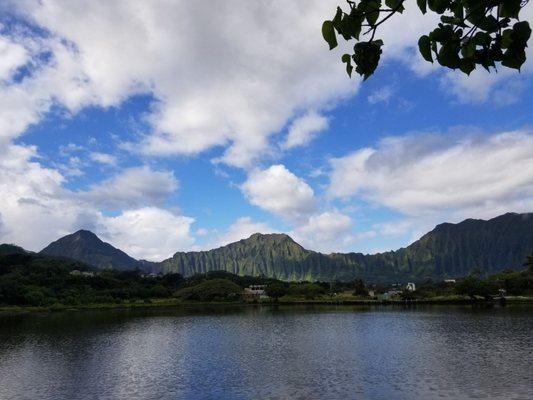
[[35, 212, 533, 282], [161, 213, 533, 282]]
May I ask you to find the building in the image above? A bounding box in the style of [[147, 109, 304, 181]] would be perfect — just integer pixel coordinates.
[[444, 279, 456, 284], [377, 290, 402, 301], [406, 282, 416, 292], [243, 285, 269, 301], [69, 270, 95, 277]]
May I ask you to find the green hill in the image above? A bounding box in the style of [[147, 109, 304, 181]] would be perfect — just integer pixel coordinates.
[[161, 213, 533, 282], [39, 230, 145, 271], [30, 212, 533, 283]]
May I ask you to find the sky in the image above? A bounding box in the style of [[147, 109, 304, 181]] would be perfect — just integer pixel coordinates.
[[0, 0, 532, 261]]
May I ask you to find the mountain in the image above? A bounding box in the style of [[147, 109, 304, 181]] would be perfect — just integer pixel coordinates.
[[39, 230, 146, 271], [33, 212, 533, 282], [0, 244, 28, 256], [160, 233, 354, 281], [161, 213, 533, 282]]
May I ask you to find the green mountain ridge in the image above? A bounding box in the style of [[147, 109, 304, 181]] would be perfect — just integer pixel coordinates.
[[161, 212, 533, 282], [3, 212, 531, 283]]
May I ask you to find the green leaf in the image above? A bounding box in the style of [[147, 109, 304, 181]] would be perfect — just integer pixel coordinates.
[[364, 0, 382, 26], [461, 39, 475, 59], [332, 7, 343, 26], [352, 40, 383, 80], [428, 0, 449, 14], [513, 21, 531, 45], [500, 0, 522, 19], [418, 35, 433, 62], [417, 0, 427, 14], [472, 32, 491, 47], [385, 0, 405, 13], [459, 58, 475, 75], [322, 20, 338, 50]]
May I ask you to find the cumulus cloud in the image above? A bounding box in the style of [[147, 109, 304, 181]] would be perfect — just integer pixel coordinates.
[[328, 130, 533, 219], [89, 152, 117, 166], [0, 142, 195, 256], [367, 86, 394, 105], [241, 164, 316, 223], [2, 0, 358, 168], [82, 166, 178, 210], [99, 207, 195, 261], [290, 210, 355, 253], [0, 35, 28, 80], [282, 111, 329, 150], [240, 164, 360, 251], [210, 217, 277, 248]]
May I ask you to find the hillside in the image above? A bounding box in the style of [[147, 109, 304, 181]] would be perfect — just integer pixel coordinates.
[[39, 230, 145, 271], [160, 233, 355, 281], [29, 212, 533, 282], [161, 213, 533, 282]]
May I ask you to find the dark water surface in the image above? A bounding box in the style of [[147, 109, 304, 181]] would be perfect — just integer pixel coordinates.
[[0, 304, 531, 400]]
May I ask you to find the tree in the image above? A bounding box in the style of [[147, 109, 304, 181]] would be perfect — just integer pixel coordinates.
[[353, 278, 369, 296], [265, 282, 287, 302], [290, 283, 326, 299], [523, 253, 533, 273], [322, 0, 531, 80], [455, 276, 495, 299]]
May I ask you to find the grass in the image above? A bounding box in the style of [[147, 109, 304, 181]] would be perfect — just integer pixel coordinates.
[[2, 295, 533, 315]]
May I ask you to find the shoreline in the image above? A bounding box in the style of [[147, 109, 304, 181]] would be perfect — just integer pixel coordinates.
[[2, 296, 532, 315]]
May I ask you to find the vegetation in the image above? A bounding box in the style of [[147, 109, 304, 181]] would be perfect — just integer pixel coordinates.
[[2, 246, 532, 311], [174, 279, 243, 302], [322, 0, 531, 79], [162, 213, 533, 283], [40, 230, 150, 271], [265, 282, 288, 302]]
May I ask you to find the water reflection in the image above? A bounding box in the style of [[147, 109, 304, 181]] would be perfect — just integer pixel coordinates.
[[0, 305, 532, 400]]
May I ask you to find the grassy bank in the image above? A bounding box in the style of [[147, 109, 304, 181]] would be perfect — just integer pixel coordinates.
[[2, 295, 532, 315]]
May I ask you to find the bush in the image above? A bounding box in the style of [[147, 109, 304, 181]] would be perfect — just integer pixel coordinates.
[[265, 282, 287, 301], [455, 277, 496, 299], [289, 283, 325, 300], [175, 279, 243, 302]]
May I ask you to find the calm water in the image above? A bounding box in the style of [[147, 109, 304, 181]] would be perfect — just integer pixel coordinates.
[[0, 305, 532, 400]]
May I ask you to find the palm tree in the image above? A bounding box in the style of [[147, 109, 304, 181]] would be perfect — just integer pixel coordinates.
[[523, 254, 533, 273]]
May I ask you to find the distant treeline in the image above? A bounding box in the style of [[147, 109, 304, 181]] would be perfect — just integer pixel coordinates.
[[1, 251, 532, 308]]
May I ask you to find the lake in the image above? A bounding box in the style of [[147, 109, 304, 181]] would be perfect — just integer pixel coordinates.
[[0, 305, 532, 400]]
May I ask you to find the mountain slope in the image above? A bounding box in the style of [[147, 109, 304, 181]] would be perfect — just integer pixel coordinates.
[[160, 233, 355, 281], [161, 213, 533, 282], [39, 230, 144, 271], [0, 244, 28, 256], [34, 212, 533, 282]]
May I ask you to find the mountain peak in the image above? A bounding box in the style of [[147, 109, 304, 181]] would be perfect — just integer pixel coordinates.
[[247, 232, 294, 241], [40, 230, 142, 271]]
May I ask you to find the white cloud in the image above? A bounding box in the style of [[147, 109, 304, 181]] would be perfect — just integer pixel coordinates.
[[328, 130, 533, 220], [367, 86, 394, 105], [0, 142, 195, 257], [99, 207, 195, 261], [290, 210, 354, 253], [0, 36, 28, 81], [89, 152, 117, 165], [241, 164, 316, 223], [0, 0, 530, 156], [3, 0, 356, 168], [282, 111, 329, 150], [211, 217, 277, 248], [82, 166, 178, 210]]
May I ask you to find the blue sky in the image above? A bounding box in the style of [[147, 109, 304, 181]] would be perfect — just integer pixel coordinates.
[[1, 1, 532, 260]]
